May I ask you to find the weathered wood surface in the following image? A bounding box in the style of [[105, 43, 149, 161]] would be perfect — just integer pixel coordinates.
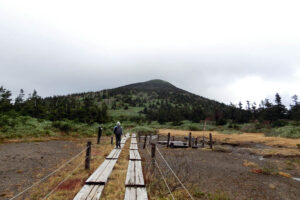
[[86, 159, 117, 184], [106, 148, 122, 159], [121, 136, 129, 144], [151, 135, 158, 140], [130, 143, 138, 150], [124, 187, 148, 200], [131, 138, 137, 144], [131, 133, 136, 138], [158, 140, 188, 148], [125, 160, 145, 186], [129, 150, 141, 161], [73, 184, 105, 200]]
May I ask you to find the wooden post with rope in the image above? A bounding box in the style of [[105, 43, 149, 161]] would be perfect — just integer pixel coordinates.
[[167, 132, 170, 148], [188, 132, 192, 147], [209, 133, 213, 149], [85, 141, 91, 170], [138, 132, 141, 143], [143, 134, 147, 149], [97, 127, 102, 144]]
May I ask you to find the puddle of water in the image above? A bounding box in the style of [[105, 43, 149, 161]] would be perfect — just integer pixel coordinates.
[[292, 177, 300, 181]]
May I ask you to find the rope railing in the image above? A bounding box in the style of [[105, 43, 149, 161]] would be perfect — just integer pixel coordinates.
[[145, 146, 175, 200], [9, 147, 88, 200], [156, 147, 195, 200], [42, 155, 88, 200]]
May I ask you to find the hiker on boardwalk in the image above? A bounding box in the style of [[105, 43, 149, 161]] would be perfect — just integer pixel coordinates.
[[113, 121, 123, 148]]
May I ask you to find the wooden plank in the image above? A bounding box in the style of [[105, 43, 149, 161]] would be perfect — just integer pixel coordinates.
[[106, 148, 117, 159], [124, 187, 136, 200], [86, 159, 117, 184], [131, 133, 136, 138], [129, 150, 141, 161], [92, 185, 105, 199], [86, 185, 105, 200], [113, 149, 122, 159], [95, 159, 117, 184], [73, 184, 105, 200], [125, 161, 145, 186], [121, 138, 127, 144], [151, 135, 157, 140], [73, 185, 93, 200], [125, 160, 135, 186], [131, 138, 137, 144], [137, 187, 148, 200], [106, 149, 122, 159], [86, 159, 110, 183], [130, 143, 138, 150], [135, 161, 145, 186], [124, 187, 148, 200]]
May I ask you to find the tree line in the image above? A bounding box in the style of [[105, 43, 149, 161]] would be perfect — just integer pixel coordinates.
[[1, 85, 299, 126], [0, 86, 108, 124], [142, 93, 300, 126]]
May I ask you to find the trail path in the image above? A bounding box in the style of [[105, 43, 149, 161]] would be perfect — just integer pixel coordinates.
[[73, 133, 148, 200]]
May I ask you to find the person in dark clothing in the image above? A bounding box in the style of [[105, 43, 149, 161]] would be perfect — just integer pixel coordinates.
[[113, 121, 123, 148]]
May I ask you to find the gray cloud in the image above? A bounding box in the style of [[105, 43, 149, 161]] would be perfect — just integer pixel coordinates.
[[1, 1, 300, 107]]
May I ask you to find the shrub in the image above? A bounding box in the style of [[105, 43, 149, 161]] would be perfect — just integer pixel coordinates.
[[216, 118, 227, 126], [265, 126, 300, 138], [131, 126, 155, 135], [188, 125, 201, 131], [272, 120, 288, 127]]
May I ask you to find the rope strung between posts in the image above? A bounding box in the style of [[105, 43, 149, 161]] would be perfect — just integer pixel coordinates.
[[42, 155, 88, 200], [156, 147, 195, 200], [9, 147, 88, 200], [145, 146, 175, 200]]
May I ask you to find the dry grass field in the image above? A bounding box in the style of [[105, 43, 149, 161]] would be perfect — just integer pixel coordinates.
[[140, 133, 300, 200], [158, 129, 300, 148]]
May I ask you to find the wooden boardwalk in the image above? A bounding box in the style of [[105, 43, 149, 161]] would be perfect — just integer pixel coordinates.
[[73, 134, 129, 200], [124, 137, 148, 200], [129, 150, 141, 161]]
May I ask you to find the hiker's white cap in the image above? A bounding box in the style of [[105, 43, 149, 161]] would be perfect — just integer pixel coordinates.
[[116, 121, 121, 126]]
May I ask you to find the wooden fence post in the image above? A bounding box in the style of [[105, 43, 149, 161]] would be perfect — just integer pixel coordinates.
[[202, 135, 205, 148], [151, 143, 156, 158], [149, 133, 152, 144], [143, 135, 147, 149], [172, 136, 175, 141], [97, 127, 102, 144], [195, 137, 198, 146], [138, 132, 141, 143], [209, 133, 213, 149], [167, 132, 170, 148], [188, 132, 192, 147], [85, 141, 91, 170], [111, 136, 113, 145], [157, 134, 160, 142]]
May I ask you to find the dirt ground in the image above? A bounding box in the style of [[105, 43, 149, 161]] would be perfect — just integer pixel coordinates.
[[140, 134, 300, 200], [0, 140, 82, 200]]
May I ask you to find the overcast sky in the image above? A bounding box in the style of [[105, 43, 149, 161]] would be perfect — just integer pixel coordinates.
[[1, 0, 299, 107]]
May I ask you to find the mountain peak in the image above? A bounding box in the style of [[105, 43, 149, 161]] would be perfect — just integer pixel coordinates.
[[114, 79, 182, 93]]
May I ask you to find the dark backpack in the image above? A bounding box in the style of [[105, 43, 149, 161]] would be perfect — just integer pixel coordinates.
[[114, 126, 122, 135]]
